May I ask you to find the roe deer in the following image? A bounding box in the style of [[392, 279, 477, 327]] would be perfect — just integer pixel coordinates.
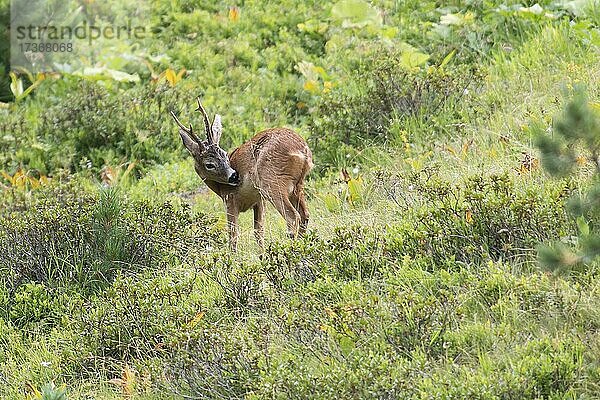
[[171, 98, 313, 251]]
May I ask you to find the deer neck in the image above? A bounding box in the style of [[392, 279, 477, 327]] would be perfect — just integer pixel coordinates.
[[203, 178, 237, 199]]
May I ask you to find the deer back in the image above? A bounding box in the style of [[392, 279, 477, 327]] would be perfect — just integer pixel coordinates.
[[228, 128, 312, 210]]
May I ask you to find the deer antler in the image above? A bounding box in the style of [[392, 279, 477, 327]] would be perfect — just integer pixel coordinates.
[[170, 110, 202, 144], [195, 97, 213, 143]]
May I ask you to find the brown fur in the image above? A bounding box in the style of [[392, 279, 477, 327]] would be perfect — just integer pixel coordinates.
[[204, 128, 313, 250]]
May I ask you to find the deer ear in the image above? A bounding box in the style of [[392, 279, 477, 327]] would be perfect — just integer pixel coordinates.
[[179, 129, 204, 156], [211, 114, 223, 145]]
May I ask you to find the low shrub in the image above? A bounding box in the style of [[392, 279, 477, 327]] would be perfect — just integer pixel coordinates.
[[5, 80, 192, 174], [0, 188, 98, 289], [165, 328, 261, 400], [384, 172, 575, 265], [0, 184, 222, 294], [208, 256, 265, 315], [261, 227, 389, 286], [310, 47, 480, 168], [75, 270, 200, 369], [5, 282, 66, 330]]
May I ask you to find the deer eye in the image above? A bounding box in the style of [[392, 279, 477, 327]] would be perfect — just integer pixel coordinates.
[[205, 163, 216, 170]]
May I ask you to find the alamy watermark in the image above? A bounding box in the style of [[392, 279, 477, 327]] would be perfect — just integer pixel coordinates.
[[11, 0, 150, 73]]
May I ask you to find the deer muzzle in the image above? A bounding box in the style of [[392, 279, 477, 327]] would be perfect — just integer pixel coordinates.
[[228, 170, 240, 185]]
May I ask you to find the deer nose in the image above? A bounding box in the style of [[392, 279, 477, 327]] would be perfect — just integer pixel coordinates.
[[228, 171, 240, 185]]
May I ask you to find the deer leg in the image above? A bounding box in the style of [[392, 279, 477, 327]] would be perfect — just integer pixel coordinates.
[[271, 190, 301, 239], [290, 185, 309, 236], [226, 200, 239, 252], [297, 191, 309, 236], [253, 200, 265, 250]]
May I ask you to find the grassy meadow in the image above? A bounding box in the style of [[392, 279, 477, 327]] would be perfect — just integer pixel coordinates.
[[2, 0, 600, 398]]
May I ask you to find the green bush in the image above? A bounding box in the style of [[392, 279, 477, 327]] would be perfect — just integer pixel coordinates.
[[310, 47, 479, 168], [0, 184, 222, 293], [261, 226, 388, 285], [5, 282, 65, 330], [76, 270, 200, 366], [165, 328, 261, 399], [1, 80, 194, 174], [385, 172, 574, 266], [39, 383, 69, 400], [0, 188, 98, 288], [207, 255, 265, 315], [38, 80, 190, 172]]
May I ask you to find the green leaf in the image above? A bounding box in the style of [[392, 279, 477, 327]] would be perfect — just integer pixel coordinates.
[[577, 215, 590, 236], [400, 50, 430, 69], [439, 12, 475, 26], [338, 335, 355, 356], [381, 26, 398, 39], [347, 178, 364, 204], [322, 193, 341, 213], [19, 73, 46, 100], [297, 19, 329, 34], [331, 0, 382, 28], [439, 49, 456, 69], [9, 72, 23, 98], [313, 66, 330, 80], [76, 67, 140, 82]]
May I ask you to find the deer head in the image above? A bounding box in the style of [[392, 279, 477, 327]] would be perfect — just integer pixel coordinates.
[[171, 98, 240, 186]]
